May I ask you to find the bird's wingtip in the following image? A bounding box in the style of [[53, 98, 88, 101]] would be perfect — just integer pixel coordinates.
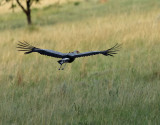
[[17, 41, 34, 54]]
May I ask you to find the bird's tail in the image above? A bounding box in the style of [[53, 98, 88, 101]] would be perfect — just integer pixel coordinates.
[[102, 43, 121, 56], [17, 41, 36, 54]]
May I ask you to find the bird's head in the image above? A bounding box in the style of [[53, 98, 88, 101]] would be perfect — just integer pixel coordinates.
[[72, 50, 80, 54]]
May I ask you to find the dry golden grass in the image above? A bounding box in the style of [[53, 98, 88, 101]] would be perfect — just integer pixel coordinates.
[[0, 9, 160, 83], [0, 10, 160, 79]]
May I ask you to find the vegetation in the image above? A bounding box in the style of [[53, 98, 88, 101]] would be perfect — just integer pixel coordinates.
[[1, 0, 40, 25], [0, 0, 160, 124]]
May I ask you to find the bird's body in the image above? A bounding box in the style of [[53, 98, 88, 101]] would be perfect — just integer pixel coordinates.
[[17, 41, 121, 70]]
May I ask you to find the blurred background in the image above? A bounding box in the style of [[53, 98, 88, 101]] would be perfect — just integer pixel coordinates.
[[0, 0, 160, 124]]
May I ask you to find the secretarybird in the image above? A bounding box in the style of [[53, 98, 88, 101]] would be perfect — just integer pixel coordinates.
[[17, 41, 121, 70]]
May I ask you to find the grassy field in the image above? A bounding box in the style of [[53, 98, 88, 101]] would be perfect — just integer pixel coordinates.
[[0, 0, 160, 124]]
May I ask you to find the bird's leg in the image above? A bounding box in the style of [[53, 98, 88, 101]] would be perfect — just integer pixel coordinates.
[[61, 63, 67, 70], [58, 64, 63, 70]]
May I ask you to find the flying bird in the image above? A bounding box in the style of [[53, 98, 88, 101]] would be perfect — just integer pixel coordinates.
[[17, 41, 121, 70]]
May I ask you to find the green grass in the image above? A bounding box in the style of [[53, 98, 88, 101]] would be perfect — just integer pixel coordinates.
[[0, 0, 160, 30], [0, 0, 160, 124]]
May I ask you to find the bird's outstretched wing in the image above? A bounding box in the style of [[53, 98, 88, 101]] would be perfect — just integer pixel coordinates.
[[17, 41, 66, 58], [72, 43, 121, 58]]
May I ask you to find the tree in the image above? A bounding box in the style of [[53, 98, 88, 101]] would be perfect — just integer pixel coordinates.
[[1, 0, 40, 25]]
